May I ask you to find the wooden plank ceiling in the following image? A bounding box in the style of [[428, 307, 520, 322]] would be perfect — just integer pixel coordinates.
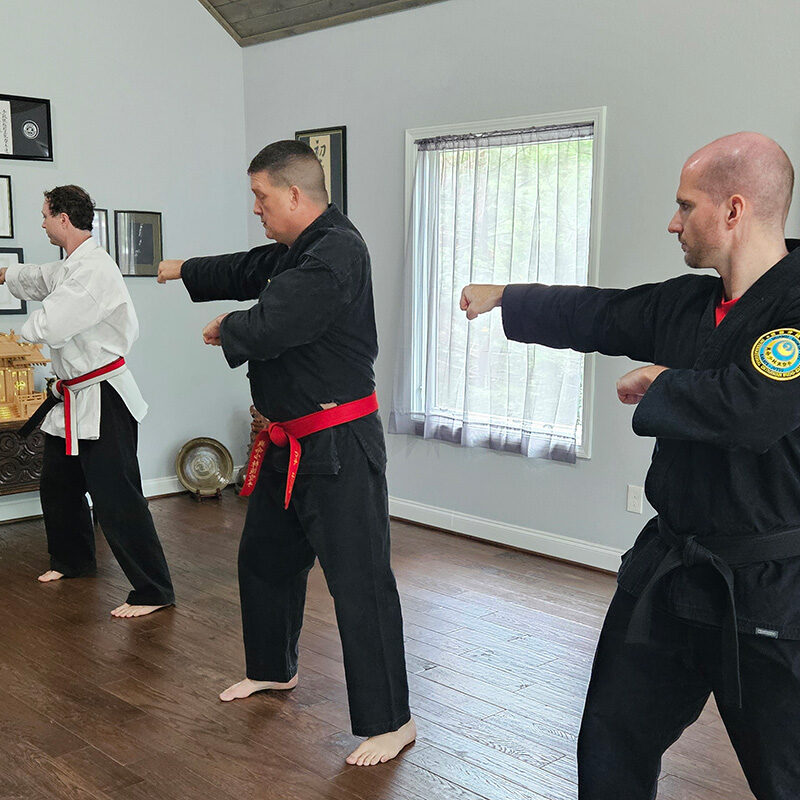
[[197, 0, 449, 46]]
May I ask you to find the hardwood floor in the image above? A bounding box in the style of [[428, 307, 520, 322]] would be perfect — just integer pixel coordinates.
[[0, 491, 753, 799]]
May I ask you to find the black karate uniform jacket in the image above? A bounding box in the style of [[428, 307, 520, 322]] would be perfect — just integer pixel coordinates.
[[181, 204, 386, 478], [502, 246, 800, 639]]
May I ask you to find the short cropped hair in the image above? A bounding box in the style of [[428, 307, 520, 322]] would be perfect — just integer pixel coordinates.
[[248, 140, 328, 205], [43, 185, 95, 232]]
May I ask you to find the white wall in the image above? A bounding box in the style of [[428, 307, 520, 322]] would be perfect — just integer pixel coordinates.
[[1, 0, 252, 514], [242, 0, 800, 565]]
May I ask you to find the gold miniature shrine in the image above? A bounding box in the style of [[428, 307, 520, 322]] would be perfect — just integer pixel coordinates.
[[0, 331, 50, 422]]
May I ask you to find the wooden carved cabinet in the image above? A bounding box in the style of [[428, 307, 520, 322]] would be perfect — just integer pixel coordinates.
[[0, 421, 44, 495]]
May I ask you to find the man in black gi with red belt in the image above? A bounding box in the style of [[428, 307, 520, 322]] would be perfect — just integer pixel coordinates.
[[157, 140, 415, 766], [461, 132, 800, 798]]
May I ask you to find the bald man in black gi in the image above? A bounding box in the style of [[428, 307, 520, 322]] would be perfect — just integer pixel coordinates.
[[462, 132, 800, 799]]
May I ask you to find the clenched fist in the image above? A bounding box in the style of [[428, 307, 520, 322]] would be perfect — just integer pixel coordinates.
[[157, 259, 184, 283], [616, 365, 668, 404], [203, 313, 229, 346], [459, 284, 505, 320]]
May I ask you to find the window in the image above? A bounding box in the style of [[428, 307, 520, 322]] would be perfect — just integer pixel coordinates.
[[390, 109, 604, 462]]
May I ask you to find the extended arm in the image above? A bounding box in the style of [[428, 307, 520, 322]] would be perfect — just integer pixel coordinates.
[[159, 243, 285, 302], [462, 281, 662, 363], [3, 262, 57, 301]]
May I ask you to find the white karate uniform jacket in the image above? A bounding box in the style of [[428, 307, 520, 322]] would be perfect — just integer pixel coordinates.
[[5, 237, 147, 441]]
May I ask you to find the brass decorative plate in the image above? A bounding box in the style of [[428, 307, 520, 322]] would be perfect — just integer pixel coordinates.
[[176, 437, 234, 496]]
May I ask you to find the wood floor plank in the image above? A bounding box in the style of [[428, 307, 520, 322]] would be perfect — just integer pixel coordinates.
[[657, 773, 752, 800], [0, 687, 86, 760], [0, 491, 754, 799], [403, 743, 554, 800]]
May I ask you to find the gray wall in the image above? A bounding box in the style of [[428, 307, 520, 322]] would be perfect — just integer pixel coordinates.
[[241, 0, 800, 561], [1, 0, 252, 514]]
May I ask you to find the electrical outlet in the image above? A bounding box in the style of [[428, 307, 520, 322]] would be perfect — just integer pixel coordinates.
[[627, 484, 644, 514]]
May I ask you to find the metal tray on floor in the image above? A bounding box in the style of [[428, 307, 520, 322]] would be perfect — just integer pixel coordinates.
[[176, 437, 233, 497]]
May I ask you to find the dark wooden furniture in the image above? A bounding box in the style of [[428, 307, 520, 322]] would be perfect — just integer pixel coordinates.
[[0, 419, 43, 496]]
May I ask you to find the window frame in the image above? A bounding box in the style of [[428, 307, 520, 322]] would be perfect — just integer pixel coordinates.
[[403, 106, 606, 459]]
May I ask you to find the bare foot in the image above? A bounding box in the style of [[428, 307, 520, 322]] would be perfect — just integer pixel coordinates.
[[219, 675, 298, 701], [38, 570, 65, 582], [346, 718, 417, 766], [110, 602, 170, 618]]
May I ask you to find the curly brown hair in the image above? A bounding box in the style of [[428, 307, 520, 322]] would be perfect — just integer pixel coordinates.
[[43, 185, 95, 231]]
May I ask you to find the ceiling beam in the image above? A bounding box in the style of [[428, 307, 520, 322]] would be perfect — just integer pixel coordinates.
[[198, 0, 449, 46]]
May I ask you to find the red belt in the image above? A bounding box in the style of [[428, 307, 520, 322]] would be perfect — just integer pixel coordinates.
[[54, 357, 128, 455], [240, 392, 379, 507]]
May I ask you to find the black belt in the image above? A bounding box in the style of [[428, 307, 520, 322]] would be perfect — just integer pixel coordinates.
[[626, 518, 800, 707]]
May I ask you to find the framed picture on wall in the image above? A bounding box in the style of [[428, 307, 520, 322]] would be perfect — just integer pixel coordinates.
[[0, 94, 53, 162], [115, 210, 162, 276], [92, 208, 110, 253], [0, 248, 27, 314], [0, 176, 12, 238], [295, 126, 347, 213]]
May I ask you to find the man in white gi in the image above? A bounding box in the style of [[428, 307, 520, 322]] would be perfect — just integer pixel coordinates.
[[0, 185, 174, 617]]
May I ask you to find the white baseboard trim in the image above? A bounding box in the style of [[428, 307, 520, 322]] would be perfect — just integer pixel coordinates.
[[388, 496, 623, 573], [0, 492, 43, 522], [1, 480, 622, 572], [143, 475, 186, 497], [0, 466, 245, 523]]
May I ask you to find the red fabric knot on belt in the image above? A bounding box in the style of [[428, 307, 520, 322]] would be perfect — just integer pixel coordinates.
[[239, 392, 379, 508]]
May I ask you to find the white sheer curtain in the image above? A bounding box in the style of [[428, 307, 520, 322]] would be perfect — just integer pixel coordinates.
[[390, 123, 594, 463]]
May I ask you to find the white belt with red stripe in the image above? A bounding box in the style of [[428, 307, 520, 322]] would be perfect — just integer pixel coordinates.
[[53, 357, 128, 455]]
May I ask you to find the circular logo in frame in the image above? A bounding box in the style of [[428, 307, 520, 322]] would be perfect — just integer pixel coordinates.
[[751, 328, 800, 381], [22, 120, 39, 139]]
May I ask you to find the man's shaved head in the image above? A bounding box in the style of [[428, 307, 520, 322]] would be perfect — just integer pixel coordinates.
[[686, 132, 794, 228], [248, 140, 328, 207]]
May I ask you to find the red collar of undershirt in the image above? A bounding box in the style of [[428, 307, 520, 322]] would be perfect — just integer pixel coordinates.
[[715, 295, 740, 327]]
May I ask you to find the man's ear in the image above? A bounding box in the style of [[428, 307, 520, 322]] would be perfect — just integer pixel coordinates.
[[727, 194, 745, 228], [289, 185, 301, 210]]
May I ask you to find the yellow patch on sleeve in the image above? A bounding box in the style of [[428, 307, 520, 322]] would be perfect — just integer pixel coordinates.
[[751, 328, 800, 380]]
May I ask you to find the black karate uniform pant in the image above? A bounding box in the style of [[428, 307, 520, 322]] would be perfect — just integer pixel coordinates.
[[238, 437, 411, 737], [578, 589, 800, 800], [39, 383, 174, 607]]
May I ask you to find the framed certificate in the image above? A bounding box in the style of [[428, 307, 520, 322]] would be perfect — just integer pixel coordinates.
[[0, 176, 12, 238], [0, 248, 27, 314], [0, 95, 53, 162], [295, 126, 347, 213]]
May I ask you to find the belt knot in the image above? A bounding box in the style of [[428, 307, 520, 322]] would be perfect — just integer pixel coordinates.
[[682, 535, 703, 567], [267, 422, 289, 447]]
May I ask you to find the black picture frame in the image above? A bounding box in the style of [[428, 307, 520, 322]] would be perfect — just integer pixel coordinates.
[[0, 94, 53, 162], [0, 175, 12, 239], [295, 126, 347, 213], [0, 248, 27, 314], [114, 210, 163, 276]]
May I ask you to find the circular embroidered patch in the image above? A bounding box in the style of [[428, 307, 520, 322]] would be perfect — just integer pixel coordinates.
[[22, 120, 39, 140], [751, 328, 800, 380]]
